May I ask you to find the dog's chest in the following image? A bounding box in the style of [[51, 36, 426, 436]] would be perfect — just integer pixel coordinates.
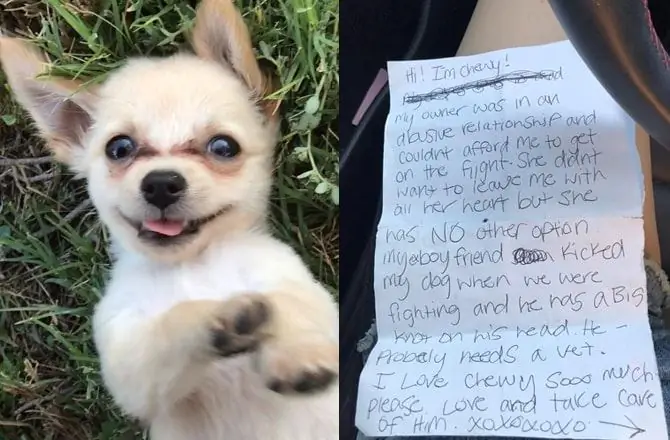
[[109, 238, 288, 318]]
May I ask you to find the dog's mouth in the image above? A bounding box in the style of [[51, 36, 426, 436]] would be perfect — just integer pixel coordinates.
[[120, 206, 232, 245]]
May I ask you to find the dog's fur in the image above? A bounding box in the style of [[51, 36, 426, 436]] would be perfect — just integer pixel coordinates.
[[0, 1, 338, 438]]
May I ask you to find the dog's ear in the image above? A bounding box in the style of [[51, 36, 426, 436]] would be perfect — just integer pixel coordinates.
[[0, 37, 98, 165], [191, 0, 279, 119]]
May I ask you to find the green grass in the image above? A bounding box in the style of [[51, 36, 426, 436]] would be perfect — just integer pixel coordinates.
[[0, 0, 338, 438]]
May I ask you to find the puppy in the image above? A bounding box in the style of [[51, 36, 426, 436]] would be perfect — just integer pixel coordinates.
[[0, 0, 338, 439]]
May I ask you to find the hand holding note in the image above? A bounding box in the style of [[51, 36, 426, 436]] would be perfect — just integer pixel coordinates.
[[356, 41, 667, 439]]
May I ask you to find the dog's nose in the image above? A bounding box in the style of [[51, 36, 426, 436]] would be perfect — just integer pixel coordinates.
[[141, 170, 187, 209]]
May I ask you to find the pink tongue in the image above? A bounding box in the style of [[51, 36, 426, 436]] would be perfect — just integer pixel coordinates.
[[142, 219, 186, 236]]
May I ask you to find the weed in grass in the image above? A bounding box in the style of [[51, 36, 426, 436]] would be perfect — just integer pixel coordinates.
[[0, 0, 338, 438]]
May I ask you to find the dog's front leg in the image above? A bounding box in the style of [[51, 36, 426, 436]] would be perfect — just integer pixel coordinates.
[[255, 282, 339, 394], [93, 294, 271, 422]]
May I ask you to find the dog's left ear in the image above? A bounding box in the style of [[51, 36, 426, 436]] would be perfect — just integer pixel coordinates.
[[191, 0, 279, 120]]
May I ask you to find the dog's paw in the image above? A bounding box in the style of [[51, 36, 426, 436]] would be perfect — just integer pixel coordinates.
[[259, 337, 338, 395], [210, 294, 271, 357]]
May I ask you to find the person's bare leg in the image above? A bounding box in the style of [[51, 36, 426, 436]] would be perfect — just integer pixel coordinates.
[[456, 0, 661, 264]]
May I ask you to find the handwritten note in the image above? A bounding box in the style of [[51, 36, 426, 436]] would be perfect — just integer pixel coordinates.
[[355, 41, 667, 439]]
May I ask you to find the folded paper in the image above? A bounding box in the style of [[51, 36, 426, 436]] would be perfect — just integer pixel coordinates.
[[356, 40, 666, 440]]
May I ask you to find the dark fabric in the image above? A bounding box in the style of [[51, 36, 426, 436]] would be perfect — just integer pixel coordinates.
[[650, 0, 670, 49], [340, 0, 424, 301], [339, 1, 423, 150], [648, 0, 670, 274]]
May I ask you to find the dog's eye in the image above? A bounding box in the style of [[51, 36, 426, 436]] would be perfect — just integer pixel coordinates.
[[105, 136, 137, 161], [206, 135, 240, 159]]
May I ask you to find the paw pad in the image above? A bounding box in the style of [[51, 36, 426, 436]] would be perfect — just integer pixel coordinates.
[[210, 296, 271, 357], [267, 367, 337, 394], [234, 300, 269, 335]]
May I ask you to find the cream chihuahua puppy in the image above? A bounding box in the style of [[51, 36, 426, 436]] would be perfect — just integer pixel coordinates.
[[0, 0, 338, 439]]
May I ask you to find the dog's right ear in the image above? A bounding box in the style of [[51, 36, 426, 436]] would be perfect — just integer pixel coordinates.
[[191, 0, 279, 121], [0, 37, 98, 166]]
